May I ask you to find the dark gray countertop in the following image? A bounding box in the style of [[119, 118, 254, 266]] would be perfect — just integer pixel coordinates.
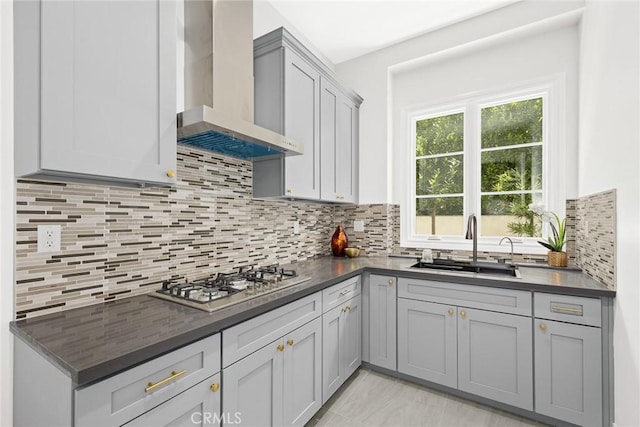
[[10, 256, 614, 387]]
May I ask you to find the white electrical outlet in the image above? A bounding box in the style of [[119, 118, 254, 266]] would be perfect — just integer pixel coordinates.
[[354, 220, 364, 232], [293, 220, 300, 234], [37, 224, 61, 253]]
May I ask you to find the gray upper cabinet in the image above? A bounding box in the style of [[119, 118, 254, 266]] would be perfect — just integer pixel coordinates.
[[368, 274, 397, 370], [253, 27, 362, 203], [14, 0, 177, 186], [320, 78, 358, 203]]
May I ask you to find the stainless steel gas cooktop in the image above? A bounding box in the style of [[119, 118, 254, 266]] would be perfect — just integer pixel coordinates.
[[151, 264, 311, 312]]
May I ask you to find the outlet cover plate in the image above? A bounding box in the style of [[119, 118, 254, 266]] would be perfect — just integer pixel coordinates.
[[354, 220, 364, 232], [37, 224, 61, 253]]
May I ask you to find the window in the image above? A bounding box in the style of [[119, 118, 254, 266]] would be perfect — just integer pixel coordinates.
[[403, 81, 563, 252]]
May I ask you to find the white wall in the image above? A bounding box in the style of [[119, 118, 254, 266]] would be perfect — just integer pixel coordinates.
[[335, 1, 585, 204], [0, 1, 15, 425], [253, 0, 335, 72], [578, 1, 640, 425]]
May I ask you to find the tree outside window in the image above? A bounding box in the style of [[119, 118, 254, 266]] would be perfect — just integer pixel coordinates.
[[413, 96, 544, 238]]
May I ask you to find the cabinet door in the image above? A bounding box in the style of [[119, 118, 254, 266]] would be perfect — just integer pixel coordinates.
[[335, 95, 357, 203], [397, 299, 457, 389], [320, 78, 357, 203], [322, 303, 345, 403], [320, 78, 339, 202], [458, 308, 533, 410], [283, 50, 320, 199], [223, 342, 284, 427], [283, 318, 322, 427], [343, 294, 362, 379], [39, 0, 176, 184], [124, 373, 221, 427], [369, 275, 397, 370], [534, 319, 602, 427]]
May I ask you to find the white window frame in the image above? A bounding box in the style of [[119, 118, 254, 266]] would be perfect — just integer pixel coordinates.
[[400, 76, 566, 255]]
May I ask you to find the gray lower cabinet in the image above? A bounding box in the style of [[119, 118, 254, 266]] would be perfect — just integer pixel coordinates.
[[322, 294, 362, 403], [124, 373, 221, 427], [458, 308, 533, 411], [397, 299, 533, 410], [14, 333, 222, 427], [368, 274, 397, 371], [223, 317, 322, 427], [397, 298, 457, 389], [534, 293, 603, 427]]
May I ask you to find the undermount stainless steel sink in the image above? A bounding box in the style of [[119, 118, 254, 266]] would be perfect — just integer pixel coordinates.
[[410, 259, 520, 278]]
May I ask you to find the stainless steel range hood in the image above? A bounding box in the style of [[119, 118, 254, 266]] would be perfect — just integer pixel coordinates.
[[178, 0, 303, 159]]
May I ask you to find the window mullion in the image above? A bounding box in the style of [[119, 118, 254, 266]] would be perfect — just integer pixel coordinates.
[[463, 102, 480, 236]]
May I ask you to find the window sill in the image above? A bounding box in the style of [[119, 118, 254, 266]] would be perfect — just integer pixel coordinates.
[[400, 236, 549, 255]]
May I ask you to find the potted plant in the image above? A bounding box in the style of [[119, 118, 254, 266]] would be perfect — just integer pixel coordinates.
[[537, 212, 567, 267]]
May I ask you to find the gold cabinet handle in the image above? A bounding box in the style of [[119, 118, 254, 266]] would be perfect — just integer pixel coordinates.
[[287, 339, 294, 346], [388, 279, 393, 286], [277, 344, 285, 351], [551, 305, 583, 315], [145, 370, 186, 393], [286, 188, 293, 194], [210, 383, 220, 392], [539, 323, 547, 331], [340, 289, 353, 296], [166, 170, 176, 178], [448, 309, 454, 316], [460, 310, 466, 318]]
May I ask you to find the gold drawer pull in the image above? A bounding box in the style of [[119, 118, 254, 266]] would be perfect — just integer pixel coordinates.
[[277, 344, 285, 351], [166, 170, 176, 178], [539, 323, 547, 331], [287, 339, 294, 346], [145, 370, 186, 393], [340, 289, 353, 296], [551, 305, 583, 315], [460, 310, 466, 318], [388, 279, 393, 286], [447, 309, 454, 316], [210, 383, 220, 392]]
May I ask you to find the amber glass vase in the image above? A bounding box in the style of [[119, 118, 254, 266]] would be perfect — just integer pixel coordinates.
[[331, 225, 349, 257]]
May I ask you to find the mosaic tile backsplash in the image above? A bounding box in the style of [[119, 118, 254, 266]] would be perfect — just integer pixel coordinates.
[[575, 189, 616, 289], [15, 147, 334, 319], [15, 146, 617, 318]]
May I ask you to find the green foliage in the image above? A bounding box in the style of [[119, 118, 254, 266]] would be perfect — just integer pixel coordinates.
[[481, 98, 543, 148], [538, 212, 566, 252], [414, 98, 544, 236]]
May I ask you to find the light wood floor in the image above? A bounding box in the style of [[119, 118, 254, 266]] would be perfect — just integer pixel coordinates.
[[306, 368, 547, 427]]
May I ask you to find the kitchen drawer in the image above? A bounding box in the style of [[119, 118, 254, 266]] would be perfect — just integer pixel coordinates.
[[398, 277, 531, 316], [123, 373, 221, 427], [75, 333, 221, 427], [322, 276, 361, 313], [222, 292, 322, 367], [534, 293, 601, 327]]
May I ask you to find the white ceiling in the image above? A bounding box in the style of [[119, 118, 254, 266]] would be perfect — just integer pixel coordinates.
[[261, 0, 518, 64]]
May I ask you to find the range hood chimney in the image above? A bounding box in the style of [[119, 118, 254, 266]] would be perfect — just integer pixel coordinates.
[[178, 0, 303, 159]]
